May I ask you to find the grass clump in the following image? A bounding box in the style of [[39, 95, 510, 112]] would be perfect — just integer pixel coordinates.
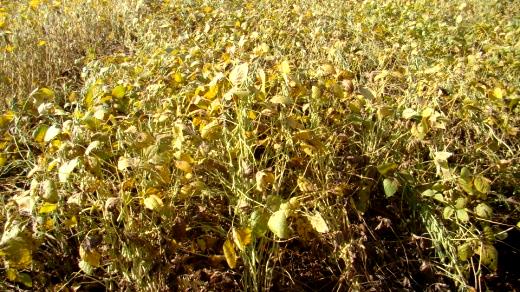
[[1, 0, 519, 291]]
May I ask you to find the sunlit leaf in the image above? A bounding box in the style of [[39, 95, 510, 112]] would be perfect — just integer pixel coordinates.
[[475, 203, 493, 219], [43, 125, 61, 142], [39, 202, 58, 214], [458, 242, 474, 261], [232, 227, 252, 251], [474, 175, 491, 194], [307, 212, 329, 233], [175, 160, 192, 173], [111, 85, 126, 98], [270, 95, 292, 105], [268, 210, 290, 239], [223, 239, 237, 268], [278, 60, 291, 74], [143, 195, 164, 211], [229, 63, 249, 86], [33, 124, 49, 142], [456, 209, 469, 222], [383, 178, 399, 198], [58, 158, 79, 183]]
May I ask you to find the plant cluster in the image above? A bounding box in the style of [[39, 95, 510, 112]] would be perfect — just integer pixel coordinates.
[[0, 0, 518, 290]]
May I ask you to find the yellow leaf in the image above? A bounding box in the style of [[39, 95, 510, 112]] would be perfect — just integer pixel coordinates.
[[111, 85, 126, 98], [279, 60, 291, 74], [37, 40, 46, 47], [33, 124, 49, 142], [223, 239, 237, 268], [175, 160, 192, 173], [79, 246, 101, 267], [204, 84, 219, 99], [143, 195, 164, 211], [307, 212, 329, 233], [38, 202, 58, 214], [29, 0, 41, 9], [492, 87, 504, 99], [232, 228, 252, 251]]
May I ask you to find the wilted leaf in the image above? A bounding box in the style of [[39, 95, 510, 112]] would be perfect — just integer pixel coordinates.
[[458, 242, 474, 261], [58, 158, 79, 183], [268, 210, 290, 239], [383, 178, 399, 198], [79, 246, 101, 267], [223, 239, 237, 268], [297, 176, 316, 193], [229, 63, 249, 86], [477, 244, 498, 271], [255, 170, 275, 192], [474, 175, 491, 194], [475, 203, 493, 219], [232, 227, 252, 251], [307, 212, 329, 233]]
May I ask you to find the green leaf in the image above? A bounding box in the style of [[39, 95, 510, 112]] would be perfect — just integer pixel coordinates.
[[143, 195, 164, 211], [474, 175, 491, 194], [475, 203, 493, 219], [443, 206, 454, 219], [460, 167, 472, 182], [249, 209, 269, 237], [457, 242, 474, 261], [456, 209, 470, 222], [383, 178, 399, 198], [268, 210, 290, 239], [307, 212, 329, 233], [478, 244, 498, 271], [377, 162, 398, 176]]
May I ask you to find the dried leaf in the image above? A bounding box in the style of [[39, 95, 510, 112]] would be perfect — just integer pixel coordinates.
[[307, 212, 329, 233], [223, 239, 237, 268], [58, 158, 79, 183], [232, 227, 252, 251]]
